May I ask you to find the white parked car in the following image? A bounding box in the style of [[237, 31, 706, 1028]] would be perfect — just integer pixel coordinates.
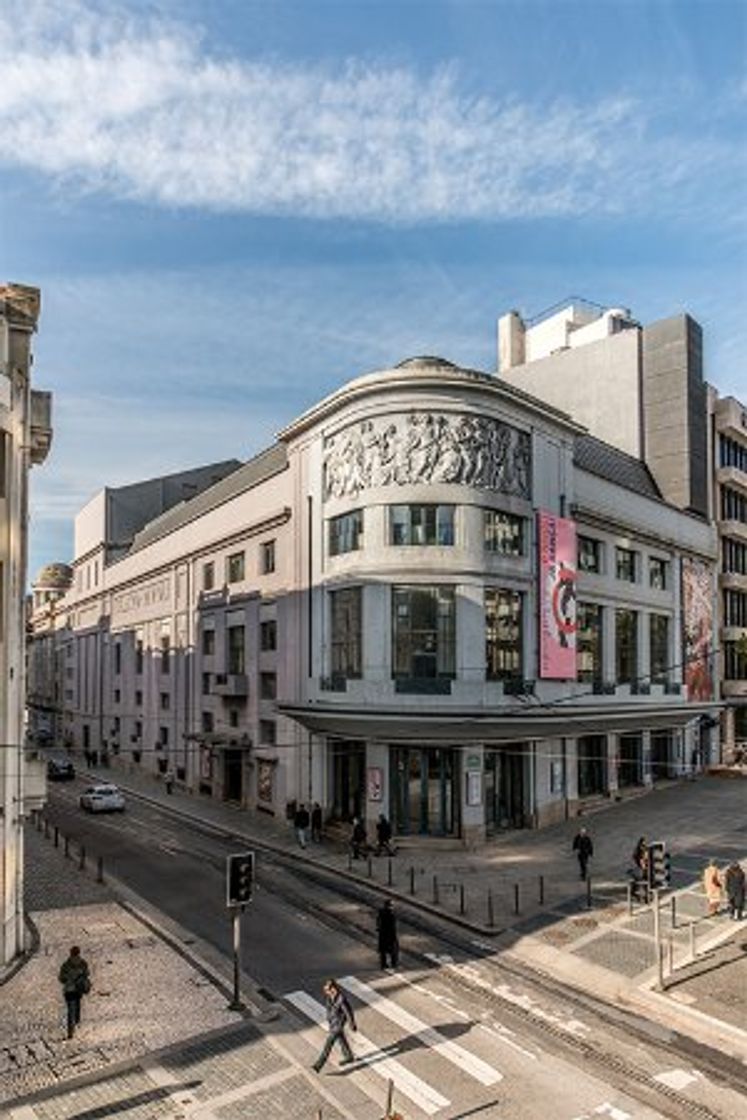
[[79, 784, 126, 813]]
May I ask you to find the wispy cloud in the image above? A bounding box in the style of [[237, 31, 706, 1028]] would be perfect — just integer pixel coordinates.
[[1, 1, 742, 224]]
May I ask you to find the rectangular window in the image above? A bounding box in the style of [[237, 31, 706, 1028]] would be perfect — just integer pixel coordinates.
[[261, 539, 276, 574], [260, 619, 277, 651], [615, 609, 638, 683], [161, 635, 170, 673], [649, 614, 670, 684], [389, 504, 455, 546], [649, 557, 669, 590], [113, 689, 121, 704], [484, 510, 525, 556], [135, 690, 143, 706], [724, 588, 747, 628], [260, 671, 277, 700], [259, 718, 277, 745], [577, 602, 603, 682], [202, 672, 211, 695], [135, 636, 144, 675], [329, 509, 363, 556], [485, 588, 523, 680], [229, 707, 239, 728], [226, 552, 245, 583], [578, 536, 602, 574], [722, 486, 747, 524], [202, 628, 215, 656], [160, 692, 170, 710], [330, 587, 362, 679], [615, 547, 637, 582], [201, 710, 214, 733], [719, 434, 747, 473], [724, 641, 747, 681], [159, 726, 169, 747], [114, 642, 122, 675], [723, 537, 747, 575], [392, 585, 456, 679], [203, 561, 215, 590], [227, 625, 246, 675]]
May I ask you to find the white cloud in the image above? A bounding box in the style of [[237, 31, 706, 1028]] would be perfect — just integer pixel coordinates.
[[0, 0, 741, 223]]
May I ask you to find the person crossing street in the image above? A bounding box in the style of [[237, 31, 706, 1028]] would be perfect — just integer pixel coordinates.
[[312, 979, 357, 1073], [572, 826, 594, 881]]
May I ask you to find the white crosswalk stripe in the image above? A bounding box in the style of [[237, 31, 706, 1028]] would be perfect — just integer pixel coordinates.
[[340, 974, 503, 1086], [285, 989, 450, 1115]]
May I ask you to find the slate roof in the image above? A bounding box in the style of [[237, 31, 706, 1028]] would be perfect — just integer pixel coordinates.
[[573, 433, 662, 501], [127, 442, 288, 555]]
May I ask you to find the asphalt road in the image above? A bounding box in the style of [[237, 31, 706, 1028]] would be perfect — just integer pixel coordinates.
[[40, 779, 747, 1120]]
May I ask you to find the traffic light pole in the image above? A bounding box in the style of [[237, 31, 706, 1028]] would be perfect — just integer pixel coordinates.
[[229, 906, 244, 1011]]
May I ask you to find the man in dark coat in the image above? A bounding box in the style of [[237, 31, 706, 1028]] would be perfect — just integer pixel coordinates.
[[294, 803, 310, 849], [375, 813, 395, 857], [351, 817, 367, 859], [725, 861, 746, 920], [377, 900, 399, 969], [311, 802, 323, 843], [312, 979, 357, 1072], [572, 826, 593, 880], [59, 946, 91, 1039]]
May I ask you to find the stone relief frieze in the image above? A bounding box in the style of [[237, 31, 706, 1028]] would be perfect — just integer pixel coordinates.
[[323, 412, 531, 501]]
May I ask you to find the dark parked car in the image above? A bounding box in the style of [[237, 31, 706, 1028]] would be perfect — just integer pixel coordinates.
[[47, 756, 75, 781]]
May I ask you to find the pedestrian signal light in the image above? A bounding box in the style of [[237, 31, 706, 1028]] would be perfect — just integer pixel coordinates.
[[226, 851, 255, 907], [647, 841, 671, 889]]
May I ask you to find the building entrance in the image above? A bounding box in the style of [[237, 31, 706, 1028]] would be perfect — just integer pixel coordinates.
[[651, 731, 674, 780], [330, 740, 366, 821], [391, 747, 456, 836], [223, 749, 243, 803], [618, 733, 643, 787], [485, 745, 527, 831]]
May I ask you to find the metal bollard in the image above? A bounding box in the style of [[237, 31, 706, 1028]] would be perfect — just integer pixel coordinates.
[[432, 875, 439, 906], [409, 866, 415, 895], [670, 894, 677, 929], [513, 882, 520, 916], [657, 940, 665, 991], [79, 845, 86, 871], [460, 883, 465, 915], [689, 920, 696, 961], [35, 811, 42, 832], [487, 889, 495, 927], [347, 850, 352, 871], [97, 855, 104, 884], [54, 826, 59, 848], [668, 932, 674, 975], [387, 857, 393, 887], [539, 874, 545, 905], [627, 881, 634, 916], [64, 835, 70, 858], [367, 855, 373, 878], [44, 818, 49, 838], [586, 876, 592, 909]]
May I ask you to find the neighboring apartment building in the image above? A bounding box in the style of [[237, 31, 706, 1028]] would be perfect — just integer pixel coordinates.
[[31, 348, 720, 847], [1, 283, 51, 967], [709, 389, 747, 758]]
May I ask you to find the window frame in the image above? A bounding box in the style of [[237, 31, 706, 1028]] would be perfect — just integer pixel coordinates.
[[484, 510, 525, 557], [330, 586, 363, 680], [329, 509, 364, 557], [391, 584, 456, 680], [226, 551, 245, 584], [484, 587, 523, 681], [389, 504, 455, 547]]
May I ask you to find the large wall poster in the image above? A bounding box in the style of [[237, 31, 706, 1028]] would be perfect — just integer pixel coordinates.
[[538, 511, 578, 680], [681, 557, 714, 701]]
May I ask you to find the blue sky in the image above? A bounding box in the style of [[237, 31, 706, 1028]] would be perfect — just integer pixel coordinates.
[[1, 0, 745, 577]]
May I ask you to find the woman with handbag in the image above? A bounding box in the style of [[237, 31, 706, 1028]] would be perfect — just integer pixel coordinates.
[[58, 945, 91, 1039]]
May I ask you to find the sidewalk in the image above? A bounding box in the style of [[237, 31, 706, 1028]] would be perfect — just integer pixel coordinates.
[[87, 765, 747, 1058]]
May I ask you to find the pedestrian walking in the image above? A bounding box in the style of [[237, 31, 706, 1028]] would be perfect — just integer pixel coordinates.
[[377, 900, 399, 969], [375, 813, 395, 857], [572, 826, 593, 881], [312, 979, 357, 1072], [724, 861, 745, 920], [704, 858, 723, 916], [350, 817, 367, 860], [58, 945, 91, 1039], [311, 802, 323, 843], [164, 769, 175, 795], [632, 836, 647, 874], [294, 803, 310, 849]]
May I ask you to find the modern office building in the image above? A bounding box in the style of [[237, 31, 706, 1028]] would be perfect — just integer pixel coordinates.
[[1, 283, 51, 966], [31, 339, 720, 846]]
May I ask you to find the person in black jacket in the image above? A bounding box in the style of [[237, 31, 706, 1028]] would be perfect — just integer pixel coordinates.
[[294, 803, 310, 849], [312, 980, 357, 1072], [375, 813, 395, 856], [351, 817, 367, 859], [377, 900, 399, 969], [572, 826, 594, 881], [58, 946, 91, 1039]]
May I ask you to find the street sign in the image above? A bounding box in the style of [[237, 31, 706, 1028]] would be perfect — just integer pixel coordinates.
[[226, 850, 255, 907]]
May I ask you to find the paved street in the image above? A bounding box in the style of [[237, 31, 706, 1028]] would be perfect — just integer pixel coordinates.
[[5, 770, 744, 1118]]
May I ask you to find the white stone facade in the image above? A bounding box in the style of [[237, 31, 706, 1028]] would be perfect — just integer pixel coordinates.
[[30, 353, 720, 847]]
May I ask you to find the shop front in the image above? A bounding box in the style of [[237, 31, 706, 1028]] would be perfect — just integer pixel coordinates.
[[390, 746, 457, 836], [485, 743, 529, 832]]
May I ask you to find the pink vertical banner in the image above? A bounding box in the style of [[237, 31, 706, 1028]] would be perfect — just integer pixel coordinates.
[[538, 511, 578, 679]]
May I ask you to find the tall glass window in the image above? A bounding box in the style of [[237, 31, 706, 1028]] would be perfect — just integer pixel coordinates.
[[227, 625, 245, 675], [485, 589, 523, 680], [329, 509, 363, 556], [484, 511, 525, 556], [226, 552, 245, 583], [330, 587, 362, 679], [649, 614, 670, 683], [649, 556, 669, 590], [578, 536, 602, 573], [577, 602, 603, 682], [389, 505, 454, 546], [392, 586, 455, 679], [615, 547, 638, 582], [615, 609, 638, 683]]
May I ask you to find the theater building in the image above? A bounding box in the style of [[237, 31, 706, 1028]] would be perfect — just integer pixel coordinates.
[[33, 343, 720, 846]]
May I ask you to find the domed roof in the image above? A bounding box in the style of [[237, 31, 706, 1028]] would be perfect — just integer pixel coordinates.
[[34, 562, 73, 590], [395, 356, 459, 371]]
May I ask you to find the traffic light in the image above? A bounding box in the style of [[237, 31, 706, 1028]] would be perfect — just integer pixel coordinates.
[[647, 841, 671, 889], [226, 851, 255, 907]]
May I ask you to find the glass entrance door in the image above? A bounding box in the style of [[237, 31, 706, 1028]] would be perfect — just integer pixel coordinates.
[[330, 740, 366, 821], [485, 745, 527, 832], [223, 749, 243, 803], [392, 747, 456, 836]]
